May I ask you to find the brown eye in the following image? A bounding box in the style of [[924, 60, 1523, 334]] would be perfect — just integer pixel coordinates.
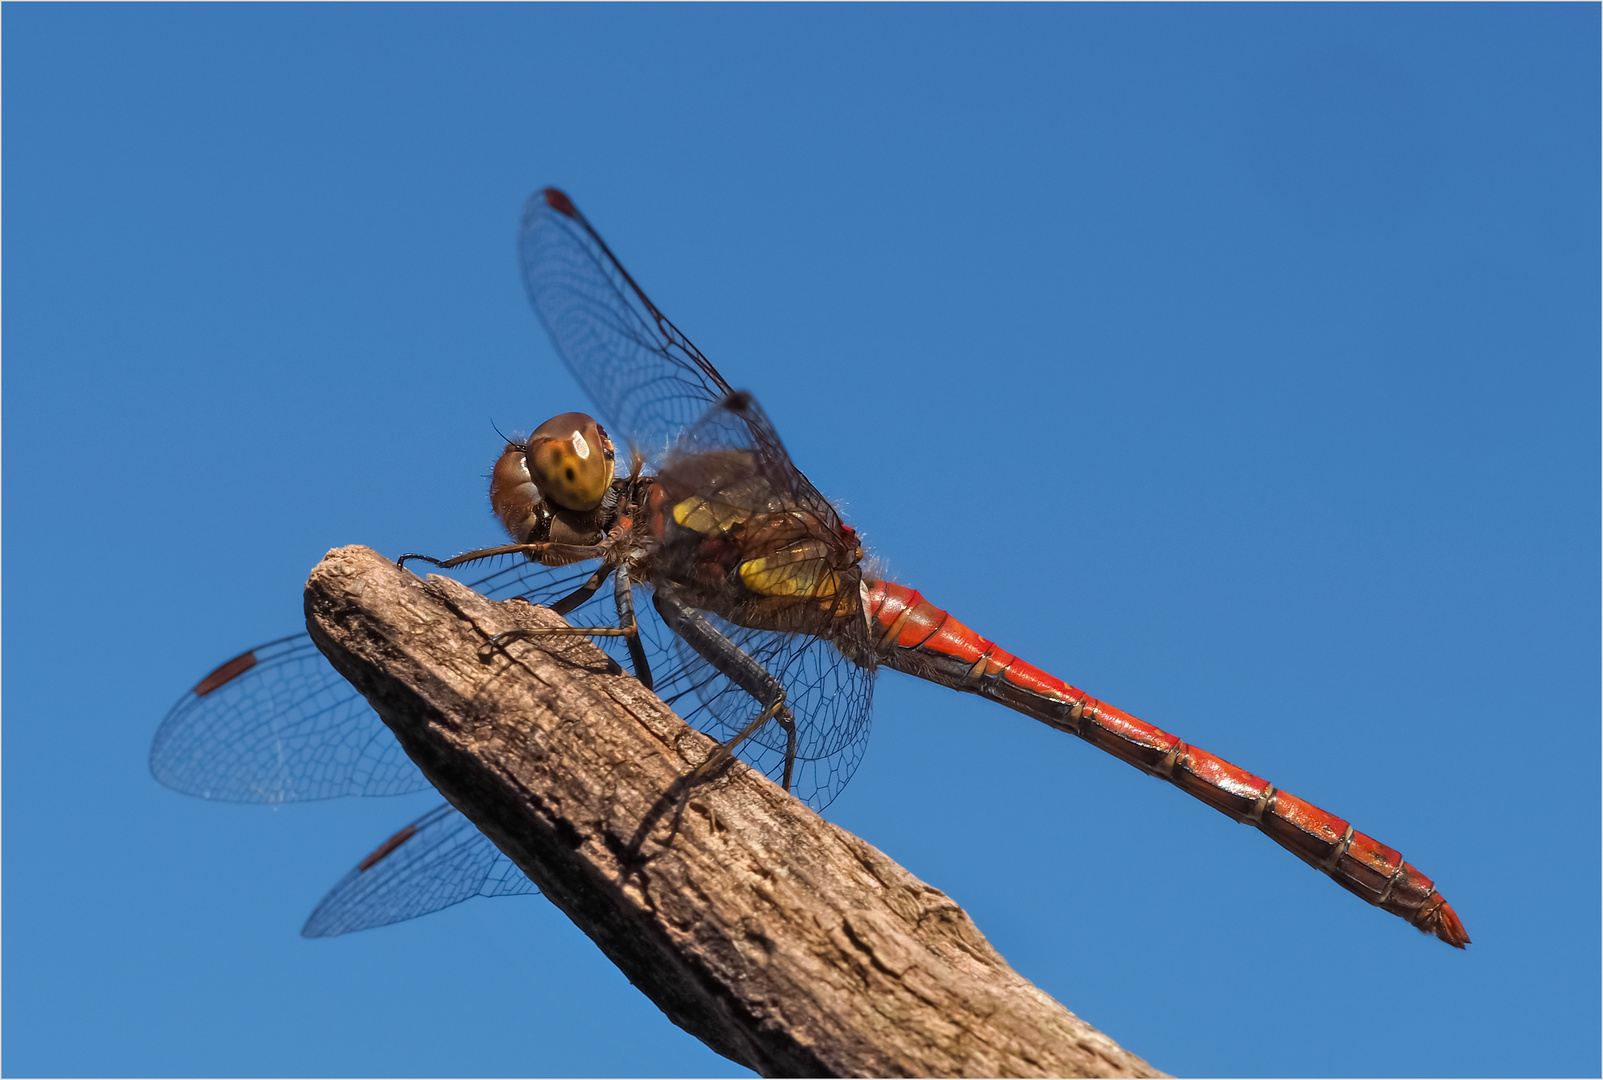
[[489, 443, 541, 543], [525, 412, 615, 511]]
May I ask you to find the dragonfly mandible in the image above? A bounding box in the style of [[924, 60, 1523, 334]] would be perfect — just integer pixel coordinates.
[[151, 188, 1469, 948]]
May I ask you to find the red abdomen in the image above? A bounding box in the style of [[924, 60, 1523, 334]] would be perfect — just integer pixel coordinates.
[[860, 579, 1468, 948]]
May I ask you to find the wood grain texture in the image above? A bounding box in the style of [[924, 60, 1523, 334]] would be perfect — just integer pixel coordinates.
[[304, 545, 1167, 1079]]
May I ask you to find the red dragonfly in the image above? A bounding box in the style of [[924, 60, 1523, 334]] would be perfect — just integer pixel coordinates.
[[151, 188, 1468, 948]]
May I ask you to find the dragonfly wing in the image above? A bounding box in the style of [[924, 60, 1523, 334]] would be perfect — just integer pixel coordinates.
[[519, 188, 736, 463], [520, 190, 846, 528], [301, 803, 539, 938], [150, 563, 616, 804], [150, 634, 429, 803], [518, 195, 878, 806]]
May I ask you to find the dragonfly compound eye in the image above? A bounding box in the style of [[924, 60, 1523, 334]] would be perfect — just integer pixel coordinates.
[[489, 443, 542, 543], [526, 412, 616, 512]]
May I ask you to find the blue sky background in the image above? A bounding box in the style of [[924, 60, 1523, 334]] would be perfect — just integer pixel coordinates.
[[4, 5, 1597, 1077]]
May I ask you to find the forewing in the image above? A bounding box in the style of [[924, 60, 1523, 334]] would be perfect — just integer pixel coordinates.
[[150, 562, 613, 804], [518, 188, 735, 463], [300, 803, 538, 938], [160, 547, 876, 933], [150, 635, 428, 803]]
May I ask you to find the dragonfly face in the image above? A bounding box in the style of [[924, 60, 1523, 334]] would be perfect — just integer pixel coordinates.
[[490, 411, 619, 546], [525, 412, 616, 511]]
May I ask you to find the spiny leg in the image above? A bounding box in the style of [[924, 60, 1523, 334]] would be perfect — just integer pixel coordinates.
[[652, 592, 798, 794], [690, 692, 792, 787], [613, 568, 653, 691], [398, 542, 609, 572], [775, 705, 798, 792]]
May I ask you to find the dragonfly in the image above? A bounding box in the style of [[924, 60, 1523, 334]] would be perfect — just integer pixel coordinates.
[[151, 187, 1469, 948]]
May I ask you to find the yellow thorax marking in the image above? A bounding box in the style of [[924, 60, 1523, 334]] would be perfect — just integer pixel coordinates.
[[672, 496, 752, 534], [739, 550, 842, 600]]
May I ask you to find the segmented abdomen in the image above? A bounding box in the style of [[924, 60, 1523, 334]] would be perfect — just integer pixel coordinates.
[[861, 579, 1468, 948]]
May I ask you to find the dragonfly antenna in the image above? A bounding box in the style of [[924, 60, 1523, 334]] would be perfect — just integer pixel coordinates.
[[490, 418, 525, 449]]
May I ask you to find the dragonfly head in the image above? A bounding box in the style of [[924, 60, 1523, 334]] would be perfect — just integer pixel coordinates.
[[489, 413, 617, 542]]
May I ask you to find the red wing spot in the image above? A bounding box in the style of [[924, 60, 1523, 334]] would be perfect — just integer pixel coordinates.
[[194, 651, 258, 696], [358, 825, 419, 872], [543, 188, 578, 218]]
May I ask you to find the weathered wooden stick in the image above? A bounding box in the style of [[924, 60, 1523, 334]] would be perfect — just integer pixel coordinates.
[[304, 545, 1167, 1079]]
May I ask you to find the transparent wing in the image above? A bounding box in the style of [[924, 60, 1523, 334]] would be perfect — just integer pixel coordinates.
[[161, 552, 875, 933], [149, 563, 609, 804], [519, 191, 877, 800], [165, 191, 885, 933], [300, 803, 538, 938], [293, 558, 872, 934], [149, 634, 427, 803], [518, 187, 736, 464]]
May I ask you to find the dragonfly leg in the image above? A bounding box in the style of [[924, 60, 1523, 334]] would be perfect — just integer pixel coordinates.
[[776, 706, 797, 792], [399, 542, 608, 572], [652, 593, 798, 794], [690, 692, 789, 788], [551, 565, 612, 616], [479, 564, 654, 689], [613, 568, 653, 691]]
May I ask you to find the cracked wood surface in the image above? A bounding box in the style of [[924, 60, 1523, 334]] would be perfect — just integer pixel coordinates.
[[304, 545, 1167, 1079]]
